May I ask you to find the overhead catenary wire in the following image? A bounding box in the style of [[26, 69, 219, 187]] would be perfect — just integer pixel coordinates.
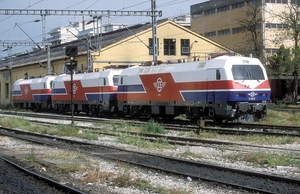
[[0, 0, 44, 23], [0, 0, 199, 58]]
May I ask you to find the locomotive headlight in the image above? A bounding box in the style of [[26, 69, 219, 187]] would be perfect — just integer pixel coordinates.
[[236, 93, 246, 98], [259, 93, 267, 97]]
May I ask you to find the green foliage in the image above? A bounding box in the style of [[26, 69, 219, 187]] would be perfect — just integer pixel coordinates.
[[0, 116, 31, 129], [142, 119, 165, 134], [80, 130, 98, 140], [54, 163, 81, 173], [45, 150, 83, 159], [218, 146, 227, 156], [180, 146, 193, 157], [116, 133, 170, 149], [135, 179, 190, 194], [234, 2, 264, 60], [270, 2, 300, 104], [27, 148, 37, 163], [115, 164, 191, 193], [0, 116, 98, 140], [267, 45, 292, 76], [117, 166, 132, 187], [225, 152, 300, 168]]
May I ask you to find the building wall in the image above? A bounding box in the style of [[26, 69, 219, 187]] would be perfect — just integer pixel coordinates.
[[191, 0, 294, 54], [191, 0, 248, 50], [93, 21, 233, 69], [264, 3, 294, 50]]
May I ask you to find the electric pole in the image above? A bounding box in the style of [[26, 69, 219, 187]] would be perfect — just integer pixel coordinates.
[[151, 0, 158, 65]]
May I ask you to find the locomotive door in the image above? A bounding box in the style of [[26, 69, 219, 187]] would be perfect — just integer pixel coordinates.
[[100, 78, 105, 102], [120, 76, 127, 101], [206, 69, 216, 104]]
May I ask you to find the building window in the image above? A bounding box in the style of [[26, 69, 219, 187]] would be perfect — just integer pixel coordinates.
[[217, 6, 229, 12], [218, 29, 230, 36], [232, 2, 244, 9], [5, 83, 9, 98], [181, 39, 190, 56], [204, 9, 215, 15], [291, 0, 300, 4], [265, 23, 288, 29], [164, 39, 176, 56], [204, 31, 216, 37], [232, 27, 244, 34], [149, 38, 159, 55], [192, 13, 202, 18], [247, 0, 260, 6], [266, 0, 287, 3], [265, 49, 279, 54]]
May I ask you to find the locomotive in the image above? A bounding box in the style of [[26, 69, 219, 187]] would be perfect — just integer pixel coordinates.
[[51, 69, 122, 115], [12, 75, 56, 111], [12, 56, 272, 122]]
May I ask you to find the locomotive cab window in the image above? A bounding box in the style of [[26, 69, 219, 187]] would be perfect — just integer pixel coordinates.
[[113, 75, 119, 86], [232, 65, 264, 80], [216, 69, 221, 80]]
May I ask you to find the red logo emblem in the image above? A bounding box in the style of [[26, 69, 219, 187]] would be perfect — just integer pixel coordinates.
[[153, 78, 166, 92]]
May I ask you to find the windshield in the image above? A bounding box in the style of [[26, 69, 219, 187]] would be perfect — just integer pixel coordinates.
[[113, 75, 120, 86], [232, 65, 264, 81]]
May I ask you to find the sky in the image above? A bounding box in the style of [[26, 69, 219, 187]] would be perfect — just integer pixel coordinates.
[[0, 0, 205, 58]]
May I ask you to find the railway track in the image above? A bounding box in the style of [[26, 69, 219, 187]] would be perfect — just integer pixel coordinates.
[[0, 156, 85, 194], [28, 118, 300, 157], [1, 110, 300, 137], [2, 111, 299, 165], [1, 126, 300, 193]]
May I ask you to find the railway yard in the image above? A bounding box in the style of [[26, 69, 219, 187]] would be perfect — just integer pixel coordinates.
[[0, 109, 300, 193]]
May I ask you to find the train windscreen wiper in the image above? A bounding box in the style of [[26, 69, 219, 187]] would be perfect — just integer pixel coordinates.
[[242, 69, 260, 83]]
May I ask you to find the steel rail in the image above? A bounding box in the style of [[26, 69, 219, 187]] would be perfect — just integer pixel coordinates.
[[0, 156, 86, 194]]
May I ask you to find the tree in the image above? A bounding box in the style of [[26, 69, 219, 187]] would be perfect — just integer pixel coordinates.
[[235, 1, 264, 62], [267, 45, 291, 77], [270, 2, 300, 104]]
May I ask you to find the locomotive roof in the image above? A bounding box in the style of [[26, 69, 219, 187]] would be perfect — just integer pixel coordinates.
[[54, 69, 122, 81], [120, 56, 262, 76], [205, 56, 262, 69], [14, 75, 56, 85]]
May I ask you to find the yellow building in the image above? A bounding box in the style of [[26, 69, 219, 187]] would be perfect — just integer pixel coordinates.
[[191, 0, 294, 55], [0, 19, 233, 106]]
